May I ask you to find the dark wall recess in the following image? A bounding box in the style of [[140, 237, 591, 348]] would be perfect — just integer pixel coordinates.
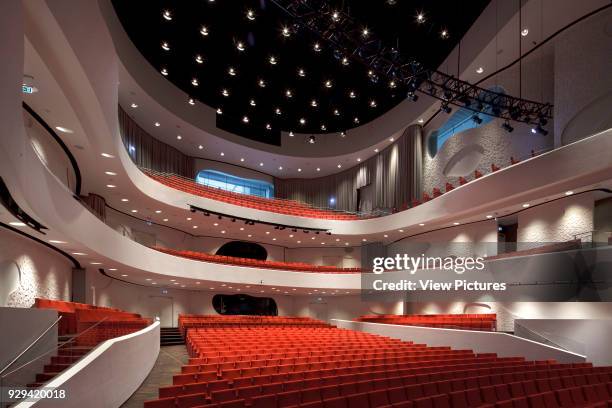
[[212, 294, 278, 316], [216, 241, 268, 260]]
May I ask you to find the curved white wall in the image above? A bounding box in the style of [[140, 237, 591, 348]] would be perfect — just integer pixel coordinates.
[[14, 322, 160, 408]]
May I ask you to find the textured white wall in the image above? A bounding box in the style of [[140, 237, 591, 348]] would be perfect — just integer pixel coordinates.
[[517, 193, 594, 246], [554, 8, 612, 145], [0, 228, 72, 307], [285, 246, 361, 268]]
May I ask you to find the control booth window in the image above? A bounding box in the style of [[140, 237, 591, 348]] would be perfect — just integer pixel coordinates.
[[196, 169, 274, 198], [213, 294, 278, 316]]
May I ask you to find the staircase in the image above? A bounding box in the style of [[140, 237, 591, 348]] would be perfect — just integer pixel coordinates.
[[160, 327, 184, 346], [26, 337, 93, 388]]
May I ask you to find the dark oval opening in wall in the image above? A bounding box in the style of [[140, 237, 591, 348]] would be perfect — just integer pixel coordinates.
[[212, 294, 278, 316], [216, 241, 267, 260]]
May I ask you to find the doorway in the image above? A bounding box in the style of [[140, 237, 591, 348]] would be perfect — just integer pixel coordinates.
[[149, 296, 174, 327]]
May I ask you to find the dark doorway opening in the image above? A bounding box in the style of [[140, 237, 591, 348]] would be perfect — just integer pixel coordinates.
[[216, 241, 268, 260], [213, 294, 278, 316]]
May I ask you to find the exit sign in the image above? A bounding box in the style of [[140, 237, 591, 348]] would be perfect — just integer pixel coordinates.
[[22, 85, 35, 94]]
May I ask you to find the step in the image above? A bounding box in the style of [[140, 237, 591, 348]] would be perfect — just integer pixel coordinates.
[[161, 341, 185, 346], [43, 363, 71, 373], [57, 347, 92, 357], [161, 335, 183, 339], [26, 382, 45, 389], [36, 372, 59, 382], [51, 355, 81, 365]]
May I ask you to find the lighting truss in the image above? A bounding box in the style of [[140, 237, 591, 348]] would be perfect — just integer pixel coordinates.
[[272, 0, 553, 126]]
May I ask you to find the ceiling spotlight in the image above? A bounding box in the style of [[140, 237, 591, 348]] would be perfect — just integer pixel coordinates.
[[162, 10, 172, 21], [121, 198, 128, 202], [191, 78, 199, 86], [349, 90, 356, 98], [341, 57, 349, 66], [389, 80, 397, 88], [297, 168, 302, 172], [106, 184, 116, 188], [195, 55, 204, 64], [331, 11, 340, 21], [313, 43, 321, 52], [222, 89, 229, 97], [417, 118, 424, 124], [521, 28, 529, 37], [416, 12, 425, 23], [275, 107, 281, 115], [288, 131, 294, 136], [333, 109, 340, 116], [407, 92, 419, 102], [246, 9, 255, 20], [362, 27, 369, 37], [161, 41, 170, 51], [258, 79, 266, 87], [308, 136, 316, 144], [266, 123, 271, 130], [502, 121, 514, 133], [311, 99, 318, 107], [353, 117, 360, 124], [269, 56, 277, 65], [200, 26, 209, 36], [228, 67, 236, 76], [298, 68, 306, 77], [340, 131, 346, 137], [130, 102, 138, 108], [250, 99, 256, 106], [565, 191, 574, 196], [236, 42, 245, 51], [281, 26, 291, 37], [160, 68, 168, 76], [198, 145, 203, 150], [374, 148, 379, 153], [389, 137, 394, 142], [337, 164, 342, 168], [369, 100, 377, 108], [324, 80, 333, 88], [259, 162, 264, 166], [486, 215, 493, 219], [453, 222, 460, 226], [522, 203, 530, 208], [471, 114, 483, 124], [476, 67, 484, 74], [216, 108, 223, 114], [278, 166, 283, 170], [176, 135, 182, 140], [242, 116, 249, 123], [299, 118, 306, 125], [154, 122, 160, 127], [321, 124, 327, 131], [188, 97, 195, 105], [104, 171, 116, 176], [285, 89, 293, 98], [220, 152, 225, 156], [440, 29, 449, 39]]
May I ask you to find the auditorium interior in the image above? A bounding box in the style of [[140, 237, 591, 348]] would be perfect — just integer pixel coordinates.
[[1, 0, 612, 407]]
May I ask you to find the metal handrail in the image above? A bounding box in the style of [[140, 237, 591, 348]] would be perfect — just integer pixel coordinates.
[[0, 316, 62, 377], [514, 322, 568, 350], [0, 316, 112, 381]]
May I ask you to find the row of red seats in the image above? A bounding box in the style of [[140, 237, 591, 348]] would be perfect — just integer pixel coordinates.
[[153, 246, 361, 274], [34, 298, 150, 342], [178, 315, 330, 336], [145, 322, 612, 408], [143, 169, 359, 220], [355, 314, 497, 332]]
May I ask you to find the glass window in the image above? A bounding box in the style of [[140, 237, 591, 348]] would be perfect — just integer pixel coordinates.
[[196, 169, 274, 198]]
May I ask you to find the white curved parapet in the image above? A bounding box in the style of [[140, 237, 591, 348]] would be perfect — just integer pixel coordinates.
[[332, 319, 586, 364], [14, 322, 160, 408]]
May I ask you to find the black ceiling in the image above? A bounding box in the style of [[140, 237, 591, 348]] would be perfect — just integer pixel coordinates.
[[113, 0, 490, 146]]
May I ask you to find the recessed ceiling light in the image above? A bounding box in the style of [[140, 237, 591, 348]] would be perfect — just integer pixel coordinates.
[[161, 41, 170, 51], [417, 118, 424, 124], [389, 137, 394, 142], [90, 262, 102, 265], [297, 240, 301, 244], [370, 100, 377, 107], [337, 164, 342, 168], [389, 80, 396, 89], [176, 135, 182, 140], [324, 80, 333, 88], [131, 209, 138, 213], [521, 28, 529, 37], [418, 223, 424, 227], [362, 238, 367, 242], [565, 191, 574, 196], [188, 97, 195, 105], [154, 122, 160, 127], [298, 68, 306, 77], [155, 210, 162, 214], [162, 10, 172, 20], [349, 90, 356, 98], [105, 171, 116, 176], [106, 184, 116, 188], [101, 153, 114, 158], [486, 215, 493, 219], [240, 158, 245, 162], [374, 148, 379, 153], [246, 9, 255, 20], [200, 26, 209, 36], [9, 221, 26, 227], [187, 217, 192, 221], [522, 203, 530, 208], [228, 67, 236, 76], [383, 234, 388, 238], [299, 118, 306, 125], [416, 12, 425, 23], [259, 162, 264, 166], [297, 168, 301, 172], [198, 145, 203, 150], [282, 26, 291, 37], [440, 29, 449, 39], [195, 55, 204, 64], [362, 27, 369, 36], [216, 108, 223, 114], [213, 223, 218, 226], [269, 56, 277, 65], [476, 67, 484, 74], [160, 68, 168, 76], [222, 89, 229, 97], [249, 99, 256, 106], [152, 282, 157, 285], [399, 229, 405, 232], [275, 107, 282, 115], [242, 116, 249, 123], [278, 166, 283, 170], [313, 42, 321, 52], [240, 227, 244, 231], [248, 234, 253, 238], [130, 103, 138, 108], [272, 238, 276, 241], [316, 168, 321, 172], [121, 274, 127, 277], [266, 231, 270, 235], [453, 222, 460, 225], [163, 218, 168, 222], [121, 198, 129, 202], [220, 152, 225, 156], [146, 278, 152, 281], [221, 230, 226, 234]]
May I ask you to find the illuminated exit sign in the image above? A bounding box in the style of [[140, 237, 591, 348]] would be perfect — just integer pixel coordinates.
[[22, 85, 35, 94]]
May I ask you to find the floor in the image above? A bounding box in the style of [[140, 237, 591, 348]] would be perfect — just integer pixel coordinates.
[[121, 345, 188, 408]]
